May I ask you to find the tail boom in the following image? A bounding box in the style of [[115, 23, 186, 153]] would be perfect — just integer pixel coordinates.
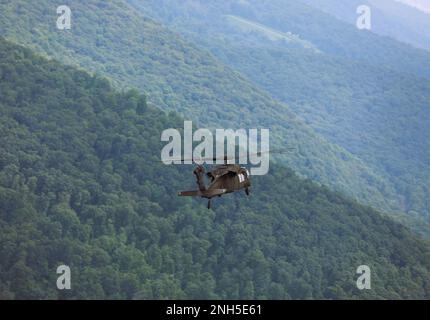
[[178, 189, 227, 198]]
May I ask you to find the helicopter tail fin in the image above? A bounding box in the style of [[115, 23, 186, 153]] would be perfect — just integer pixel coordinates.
[[193, 166, 207, 192]]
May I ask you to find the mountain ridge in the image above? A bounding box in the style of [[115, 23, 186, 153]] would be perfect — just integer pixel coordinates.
[[0, 0, 410, 223], [1, 37, 430, 299], [126, 0, 430, 225]]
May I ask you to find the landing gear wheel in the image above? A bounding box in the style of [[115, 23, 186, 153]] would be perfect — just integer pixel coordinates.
[[245, 188, 250, 196]]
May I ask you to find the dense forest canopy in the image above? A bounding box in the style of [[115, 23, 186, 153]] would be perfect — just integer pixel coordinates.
[[1, 38, 430, 299], [0, 0, 415, 226], [127, 0, 430, 225]]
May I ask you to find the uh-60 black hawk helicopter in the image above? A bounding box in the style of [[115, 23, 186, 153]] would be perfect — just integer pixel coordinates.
[[175, 150, 288, 209]]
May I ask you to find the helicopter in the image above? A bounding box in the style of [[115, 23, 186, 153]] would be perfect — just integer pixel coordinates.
[[176, 150, 289, 209]]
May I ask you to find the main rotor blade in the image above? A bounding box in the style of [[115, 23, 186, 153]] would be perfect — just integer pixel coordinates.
[[167, 148, 295, 162], [167, 155, 226, 162], [236, 148, 296, 159]]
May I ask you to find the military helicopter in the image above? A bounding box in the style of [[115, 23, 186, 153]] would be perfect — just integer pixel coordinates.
[[175, 150, 288, 209]]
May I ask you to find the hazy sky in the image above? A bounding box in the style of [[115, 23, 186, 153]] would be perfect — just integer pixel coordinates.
[[395, 0, 430, 13]]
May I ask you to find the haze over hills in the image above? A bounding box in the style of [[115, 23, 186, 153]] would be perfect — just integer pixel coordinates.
[[301, 0, 430, 51], [1, 37, 430, 299], [0, 0, 419, 228], [395, 0, 430, 14], [127, 0, 430, 225], [130, 0, 430, 79]]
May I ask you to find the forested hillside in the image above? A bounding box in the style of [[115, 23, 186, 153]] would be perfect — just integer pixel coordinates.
[[1, 38, 430, 299], [127, 0, 430, 223], [0, 0, 411, 222], [130, 0, 430, 79]]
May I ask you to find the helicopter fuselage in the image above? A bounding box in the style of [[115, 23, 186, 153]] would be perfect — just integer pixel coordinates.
[[205, 164, 250, 196], [178, 164, 251, 208]]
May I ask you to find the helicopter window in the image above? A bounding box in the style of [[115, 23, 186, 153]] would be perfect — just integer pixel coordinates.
[[238, 174, 245, 183]]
